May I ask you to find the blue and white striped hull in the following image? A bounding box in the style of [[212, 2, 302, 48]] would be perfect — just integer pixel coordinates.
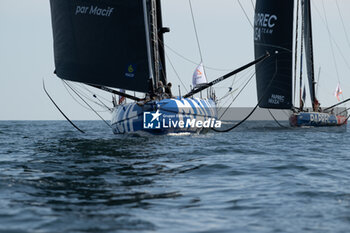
[[111, 98, 217, 135]]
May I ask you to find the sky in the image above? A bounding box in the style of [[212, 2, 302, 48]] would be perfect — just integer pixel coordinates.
[[0, 0, 350, 120]]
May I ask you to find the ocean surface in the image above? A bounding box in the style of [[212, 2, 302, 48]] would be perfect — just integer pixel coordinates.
[[1, 120, 350, 233]]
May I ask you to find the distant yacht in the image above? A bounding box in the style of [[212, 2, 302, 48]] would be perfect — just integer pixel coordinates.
[[254, 0, 348, 127]]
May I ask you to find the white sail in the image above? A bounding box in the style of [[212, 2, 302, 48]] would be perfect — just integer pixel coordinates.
[[192, 63, 207, 88], [334, 84, 342, 101]]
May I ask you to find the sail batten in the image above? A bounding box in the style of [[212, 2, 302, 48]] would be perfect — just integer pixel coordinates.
[[50, 0, 154, 93], [254, 0, 294, 109]]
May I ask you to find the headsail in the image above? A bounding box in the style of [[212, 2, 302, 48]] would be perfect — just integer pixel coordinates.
[[192, 63, 208, 88], [302, 0, 318, 110], [49, 0, 153, 93], [334, 84, 342, 101], [254, 0, 294, 109]]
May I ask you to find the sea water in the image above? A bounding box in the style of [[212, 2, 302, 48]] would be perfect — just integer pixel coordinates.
[[0, 121, 350, 233]]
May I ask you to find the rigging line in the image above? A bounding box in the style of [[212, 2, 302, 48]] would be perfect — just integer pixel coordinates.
[[73, 85, 108, 106], [329, 34, 350, 72], [217, 75, 238, 102], [188, 0, 204, 63], [282, 110, 291, 118], [214, 53, 280, 132], [312, 0, 350, 72], [213, 64, 255, 88], [316, 66, 321, 96], [254, 42, 293, 53], [63, 81, 110, 112], [61, 80, 91, 110], [250, 0, 255, 11], [268, 109, 289, 128], [79, 83, 112, 102], [62, 80, 108, 112], [217, 89, 237, 102], [165, 52, 189, 93], [74, 84, 113, 110], [336, 0, 350, 49], [69, 83, 113, 111], [218, 89, 236, 107], [68, 82, 103, 105], [343, 115, 350, 126], [217, 88, 239, 105], [93, 94, 112, 112], [158, 38, 183, 88], [164, 44, 232, 71], [321, 0, 340, 84], [216, 68, 252, 90], [88, 84, 142, 102], [339, 107, 350, 116], [222, 70, 254, 99], [43, 80, 85, 134], [218, 70, 255, 120], [225, 67, 255, 89], [324, 97, 350, 111], [183, 53, 270, 98], [231, 74, 237, 87], [62, 81, 90, 110], [337, 108, 350, 126], [63, 80, 112, 129], [212, 103, 259, 133], [233, 68, 256, 85], [217, 92, 232, 102], [237, 0, 253, 29]]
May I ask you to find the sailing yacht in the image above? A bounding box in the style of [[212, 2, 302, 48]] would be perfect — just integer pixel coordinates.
[[49, 0, 267, 134], [254, 0, 348, 127]]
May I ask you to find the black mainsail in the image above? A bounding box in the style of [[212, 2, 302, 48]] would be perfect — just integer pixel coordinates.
[[49, 0, 156, 93], [254, 0, 294, 109]]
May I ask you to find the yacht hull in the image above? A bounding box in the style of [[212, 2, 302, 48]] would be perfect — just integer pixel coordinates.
[[111, 98, 218, 135], [289, 112, 347, 127]]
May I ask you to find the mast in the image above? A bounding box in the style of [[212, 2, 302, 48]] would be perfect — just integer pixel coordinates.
[[299, 0, 304, 110], [303, 0, 318, 111], [293, 0, 300, 108], [150, 0, 161, 89], [156, 0, 169, 85], [144, 0, 156, 95]]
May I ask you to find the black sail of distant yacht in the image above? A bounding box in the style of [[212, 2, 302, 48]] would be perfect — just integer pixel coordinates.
[[254, 0, 294, 109], [303, 0, 318, 109], [49, 0, 157, 93]]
